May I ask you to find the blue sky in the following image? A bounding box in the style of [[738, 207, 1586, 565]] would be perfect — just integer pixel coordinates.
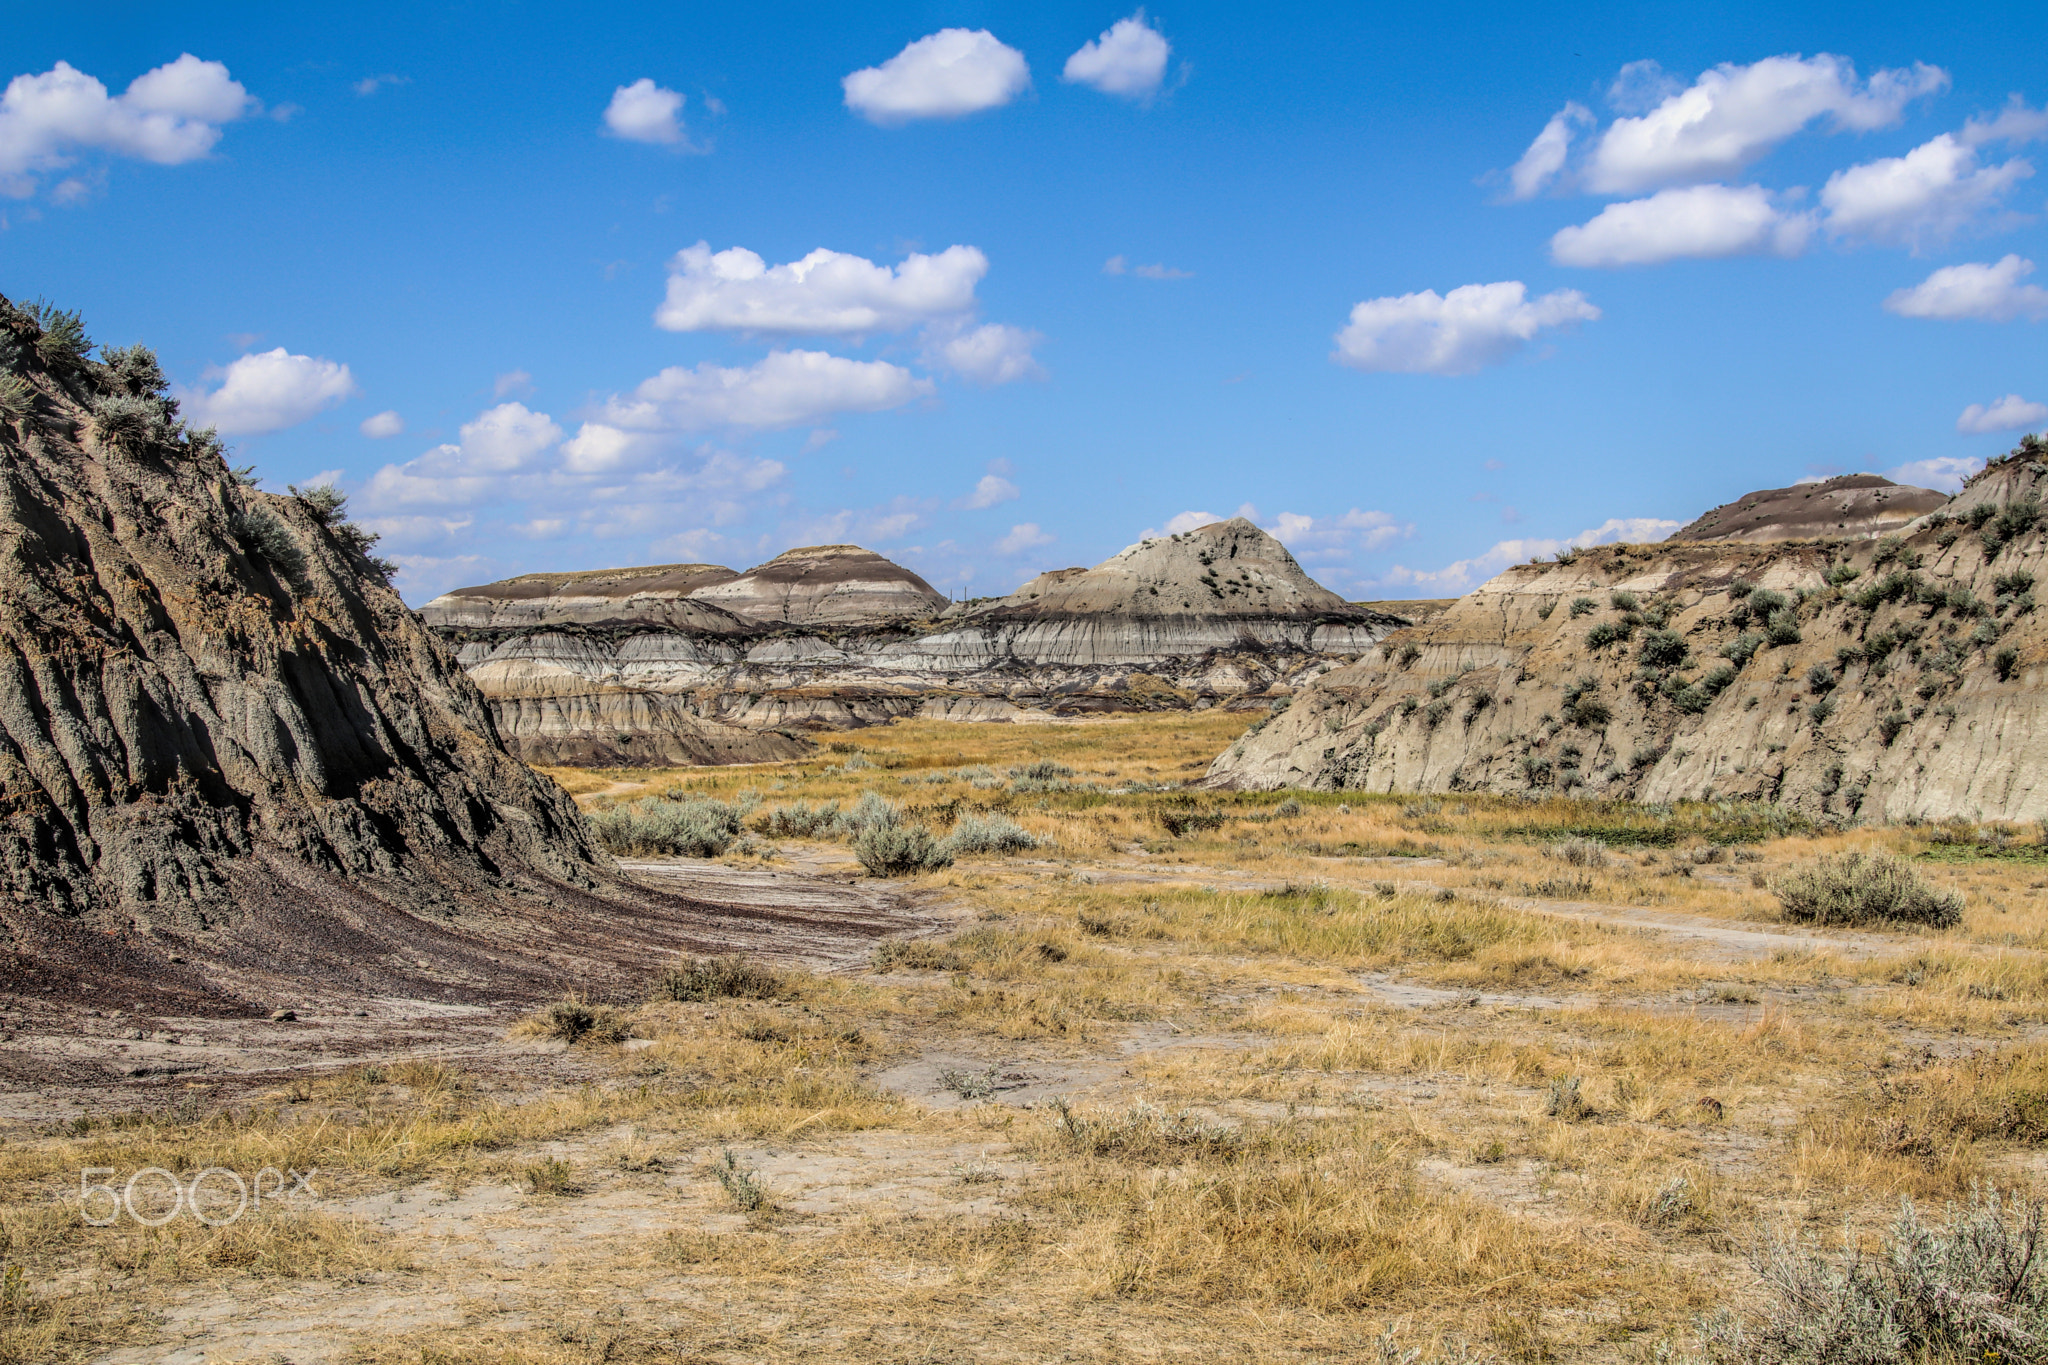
[[7, 2, 2047, 605]]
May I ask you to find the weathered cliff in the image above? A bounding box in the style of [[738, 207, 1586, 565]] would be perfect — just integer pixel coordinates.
[[1209, 453, 2048, 822], [0, 296, 718, 1011], [424, 518, 1402, 764]]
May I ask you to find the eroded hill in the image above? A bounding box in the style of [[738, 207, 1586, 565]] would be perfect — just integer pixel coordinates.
[[424, 518, 1402, 766], [0, 296, 771, 1010], [1209, 452, 2048, 822]]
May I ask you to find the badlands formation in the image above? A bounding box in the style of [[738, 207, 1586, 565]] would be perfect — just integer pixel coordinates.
[[423, 518, 1402, 766], [1210, 461, 2048, 822], [0, 296, 763, 1009]]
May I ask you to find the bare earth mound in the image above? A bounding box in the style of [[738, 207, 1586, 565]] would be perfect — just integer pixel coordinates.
[[1671, 473, 1946, 543], [0, 297, 841, 1014]]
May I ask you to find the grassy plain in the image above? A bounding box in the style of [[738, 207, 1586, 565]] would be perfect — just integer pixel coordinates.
[[10, 712, 2048, 1362]]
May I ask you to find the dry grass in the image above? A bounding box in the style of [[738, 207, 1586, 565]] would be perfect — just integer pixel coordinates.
[[20, 715, 2048, 1360]]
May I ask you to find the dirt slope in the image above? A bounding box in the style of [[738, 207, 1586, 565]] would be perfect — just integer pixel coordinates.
[[1210, 447, 2048, 821], [1671, 473, 1945, 543], [0, 297, 766, 1012]]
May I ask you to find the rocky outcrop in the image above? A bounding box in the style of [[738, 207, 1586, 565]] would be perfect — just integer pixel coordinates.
[[425, 518, 1404, 762], [0, 295, 738, 1011], [689, 544, 947, 626], [1672, 473, 1946, 544], [418, 563, 747, 632], [1209, 446, 2048, 822]]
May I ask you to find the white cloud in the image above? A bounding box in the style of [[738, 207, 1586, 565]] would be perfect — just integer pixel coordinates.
[[1883, 255, 2048, 321], [1333, 281, 1599, 375], [958, 471, 1021, 509], [603, 78, 686, 145], [599, 350, 934, 433], [558, 422, 656, 476], [1062, 14, 1170, 98], [929, 321, 1045, 384], [1607, 60, 1682, 115], [1103, 254, 1190, 279], [360, 402, 564, 510], [1377, 517, 1681, 594], [1506, 102, 1593, 200], [353, 74, 408, 97], [1586, 54, 1948, 194], [842, 29, 1030, 125], [1822, 134, 2032, 251], [1264, 508, 1412, 558], [995, 522, 1054, 554], [1885, 456, 1984, 492], [1550, 183, 1813, 267], [655, 241, 987, 335], [0, 55, 255, 198], [801, 428, 839, 453], [1957, 394, 2048, 434], [457, 402, 564, 471], [493, 368, 533, 398], [360, 410, 404, 438], [1963, 98, 2048, 148], [783, 497, 932, 546], [1138, 509, 1222, 540], [180, 349, 356, 435]]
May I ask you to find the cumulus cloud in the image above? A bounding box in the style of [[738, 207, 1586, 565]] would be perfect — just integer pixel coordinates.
[[1585, 53, 1948, 194], [360, 402, 564, 510], [0, 55, 255, 198], [1886, 456, 1985, 492], [1506, 102, 1593, 200], [1883, 255, 2048, 321], [1822, 134, 2032, 251], [1333, 281, 1599, 375], [1062, 13, 1171, 98], [1134, 509, 1229, 540], [603, 78, 687, 145], [957, 467, 1021, 509], [360, 410, 404, 439], [1957, 394, 2048, 434], [1963, 98, 2048, 148], [928, 321, 1045, 384], [493, 368, 533, 398], [842, 29, 1030, 125], [1551, 183, 1813, 267], [180, 349, 356, 435], [1378, 517, 1681, 594], [1264, 509, 1412, 559], [598, 350, 934, 433], [995, 523, 1054, 554], [656, 241, 987, 335]]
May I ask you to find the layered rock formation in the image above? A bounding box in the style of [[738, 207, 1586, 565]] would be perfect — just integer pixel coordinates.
[[425, 518, 1402, 765], [1671, 473, 1946, 543], [1209, 448, 2048, 822], [0, 295, 725, 1010]]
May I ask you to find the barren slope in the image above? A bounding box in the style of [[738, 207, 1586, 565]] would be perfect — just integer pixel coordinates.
[[1211, 448, 2048, 821]]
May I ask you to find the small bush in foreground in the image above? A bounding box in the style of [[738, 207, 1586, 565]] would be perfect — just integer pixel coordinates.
[[1771, 850, 1963, 929], [654, 954, 783, 1002], [712, 1149, 770, 1211], [853, 822, 952, 876], [1701, 1187, 2048, 1365], [518, 999, 628, 1045], [588, 797, 744, 857], [756, 799, 840, 837], [943, 812, 1038, 855]]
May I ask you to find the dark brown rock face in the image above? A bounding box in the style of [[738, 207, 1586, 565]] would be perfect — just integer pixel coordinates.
[[0, 298, 624, 1011]]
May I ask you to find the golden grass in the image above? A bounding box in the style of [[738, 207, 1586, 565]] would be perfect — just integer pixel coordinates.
[[23, 715, 2048, 1361]]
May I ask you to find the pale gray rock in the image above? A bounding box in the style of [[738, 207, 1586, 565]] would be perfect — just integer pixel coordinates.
[[1672, 473, 1946, 543], [1208, 523, 2048, 822]]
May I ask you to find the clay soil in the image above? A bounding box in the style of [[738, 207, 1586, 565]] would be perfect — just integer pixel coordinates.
[[7, 713, 2048, 1363]]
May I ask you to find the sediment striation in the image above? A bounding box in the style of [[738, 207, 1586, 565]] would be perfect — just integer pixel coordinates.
[[424, 517, 1404, 765], [0, 296, 736, 1011], [1208, 454, 2048, 822]]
